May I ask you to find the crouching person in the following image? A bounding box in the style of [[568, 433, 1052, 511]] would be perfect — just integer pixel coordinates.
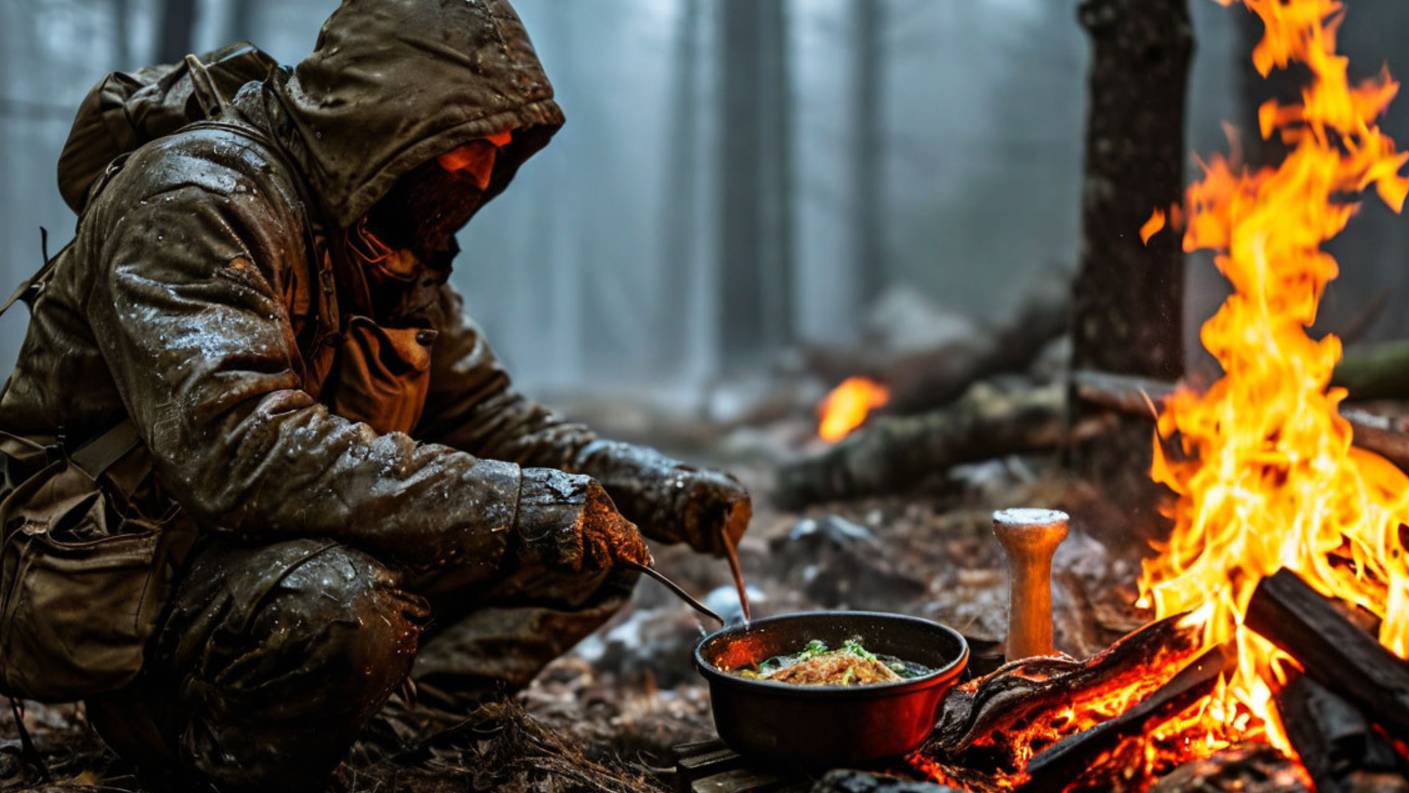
[[0, 1, 749, 790]]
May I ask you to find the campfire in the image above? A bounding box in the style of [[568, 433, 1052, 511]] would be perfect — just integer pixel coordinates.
[[906, 0, 1409, 790]]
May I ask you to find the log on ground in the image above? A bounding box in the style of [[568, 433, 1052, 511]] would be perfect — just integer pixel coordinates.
[[773, 381, 1070, 508]]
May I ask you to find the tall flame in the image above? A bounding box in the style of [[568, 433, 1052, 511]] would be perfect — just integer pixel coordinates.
[[818, 376, 891, 442], [1138, 0, 1409, 752]]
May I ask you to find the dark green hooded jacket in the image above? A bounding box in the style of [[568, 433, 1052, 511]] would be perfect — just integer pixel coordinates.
[[0, 0, 603, 566]]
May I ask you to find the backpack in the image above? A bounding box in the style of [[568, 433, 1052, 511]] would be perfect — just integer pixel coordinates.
[[0, 48, 313, 702]]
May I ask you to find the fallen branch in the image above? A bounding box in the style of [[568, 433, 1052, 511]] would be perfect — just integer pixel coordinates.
[[1071, 369, 1409, 472], [773, 381, 1072, 508]]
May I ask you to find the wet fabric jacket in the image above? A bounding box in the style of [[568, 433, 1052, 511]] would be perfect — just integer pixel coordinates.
[[0, 0, 608, 699]]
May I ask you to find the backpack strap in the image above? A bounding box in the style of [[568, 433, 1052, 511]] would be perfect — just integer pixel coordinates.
[[0, 230, 60, 318]]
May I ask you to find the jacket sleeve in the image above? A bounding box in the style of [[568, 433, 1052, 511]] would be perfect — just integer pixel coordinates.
[[415, 284, 597, 470], [82, 153, 526, 570]]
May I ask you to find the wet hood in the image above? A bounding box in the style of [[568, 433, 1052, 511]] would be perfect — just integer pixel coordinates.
[[274, 0, 565, 228]]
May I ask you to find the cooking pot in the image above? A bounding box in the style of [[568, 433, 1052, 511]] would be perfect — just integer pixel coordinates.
[[694, 610, 969, 769]]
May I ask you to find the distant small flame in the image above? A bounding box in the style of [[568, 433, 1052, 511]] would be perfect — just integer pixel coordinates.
[[1140, 208, 1167, 245], [818, 377, 890, 442]]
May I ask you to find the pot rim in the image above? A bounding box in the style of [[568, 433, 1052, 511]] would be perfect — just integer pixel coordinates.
[[694, 610, 970, 700]]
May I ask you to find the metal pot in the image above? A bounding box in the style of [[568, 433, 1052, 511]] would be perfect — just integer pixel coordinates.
[[694, 611, 969, 769]]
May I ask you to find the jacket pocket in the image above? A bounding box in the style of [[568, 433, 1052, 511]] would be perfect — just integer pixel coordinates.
[[327, 315, 436, 435], [0, 459, 177, 702]]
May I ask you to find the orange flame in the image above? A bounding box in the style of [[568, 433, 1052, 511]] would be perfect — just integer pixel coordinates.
[[1138, 0, 1409, 758], [1140, 208, 1167, 245], [818, 377, 890, 442]]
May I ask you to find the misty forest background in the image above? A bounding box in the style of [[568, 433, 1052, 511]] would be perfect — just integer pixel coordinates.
[[3, 0, 1409, 404]]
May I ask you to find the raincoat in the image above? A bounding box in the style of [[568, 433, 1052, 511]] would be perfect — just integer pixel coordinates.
[[0, 1, 749, 789]]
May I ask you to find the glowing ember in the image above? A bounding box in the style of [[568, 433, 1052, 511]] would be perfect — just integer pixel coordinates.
[[1138, 0, 1409, 759], [818, 376, 890, 442]]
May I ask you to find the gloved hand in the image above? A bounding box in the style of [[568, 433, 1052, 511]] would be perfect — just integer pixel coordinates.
[[515, 468, 652, 572], [572, 440, 752, 557]]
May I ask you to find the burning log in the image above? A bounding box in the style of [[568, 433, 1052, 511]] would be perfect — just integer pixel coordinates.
[[774, 381, 1071, 508], [929, 612, 1201, 772], [1148, 744, 1312, 793], [1274, 673, 1408, 793], [1071, 369, 1409, 473], [1244, 569, 1409, 739], [802, 270, 1069, 419], [1020, 642, 1236, 793]]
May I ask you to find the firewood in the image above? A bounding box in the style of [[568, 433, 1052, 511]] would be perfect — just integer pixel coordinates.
[[773, 381, 1069, 508], [809, 769, 962, 793], [1020, 642, 1236, 793], [929, 612, 1201, 769], [1148, 744, 1312, 793], [1274, 673, 1408, 793], [1244, 569, 1409, 738]]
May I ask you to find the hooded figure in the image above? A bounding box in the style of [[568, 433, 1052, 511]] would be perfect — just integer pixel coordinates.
[[0, 2, 749, 790]]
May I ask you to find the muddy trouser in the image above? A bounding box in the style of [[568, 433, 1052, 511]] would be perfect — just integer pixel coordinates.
[[85, 538, 636, 793]]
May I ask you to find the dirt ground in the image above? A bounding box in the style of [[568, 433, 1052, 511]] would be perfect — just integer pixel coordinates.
[[0, 400, 1154, 793]]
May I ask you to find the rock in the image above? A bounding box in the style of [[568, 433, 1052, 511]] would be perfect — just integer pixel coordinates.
[[769, 515, 925, 610]]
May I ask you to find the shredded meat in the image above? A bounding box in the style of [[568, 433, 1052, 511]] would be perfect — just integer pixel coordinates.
[[767, 652, 903, 685]]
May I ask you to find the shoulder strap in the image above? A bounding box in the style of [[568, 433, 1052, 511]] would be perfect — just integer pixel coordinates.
[[69, 419, 141, 481], [0, 231, 63, 319]]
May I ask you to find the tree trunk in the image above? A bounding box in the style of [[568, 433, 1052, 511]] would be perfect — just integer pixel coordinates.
[[851, 0, 886, 308], [1074, 0, 1190, 379], [1070, 0, 1193, 536], [717, 0, 794, 370], [656, 0, 702, 374], [156, 0, 198, 65], [226, 0, 259, 44], [112, 0, 131, 69]]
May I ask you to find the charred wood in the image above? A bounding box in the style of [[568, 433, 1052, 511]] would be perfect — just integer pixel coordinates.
[[1244, 569, 1409, 739], [929, 612, 1201, 772], [1020, 642, 1236, 793], [1275, 673, 1408, 793], [773, 381, 1069, 508], [1149, 744, 1311, 793]]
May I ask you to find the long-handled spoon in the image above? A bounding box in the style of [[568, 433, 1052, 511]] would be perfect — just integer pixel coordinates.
[[720, 528, 751, 623], [623, 559, 725, 626]]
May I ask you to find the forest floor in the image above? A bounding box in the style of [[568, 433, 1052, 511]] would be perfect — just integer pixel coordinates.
[[0, 397, 1152, 793]]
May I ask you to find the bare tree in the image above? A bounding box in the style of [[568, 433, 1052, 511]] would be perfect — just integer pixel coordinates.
[[156, 0, 197, 64], [851, 0, 887, 307], [655, 0, 703, 374], [717, 0, 795, 369], [227, 0, 260, 44]]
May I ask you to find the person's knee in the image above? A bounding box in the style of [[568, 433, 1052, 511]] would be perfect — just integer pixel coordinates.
[[248, 545, 429, 712]]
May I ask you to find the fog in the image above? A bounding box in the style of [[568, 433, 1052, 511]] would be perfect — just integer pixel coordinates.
[[3, 0, 1408, 396]]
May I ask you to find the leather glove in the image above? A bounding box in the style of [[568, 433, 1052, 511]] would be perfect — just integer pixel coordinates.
[[571, 440, 751, 557], [515, 468, 652, 572]]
